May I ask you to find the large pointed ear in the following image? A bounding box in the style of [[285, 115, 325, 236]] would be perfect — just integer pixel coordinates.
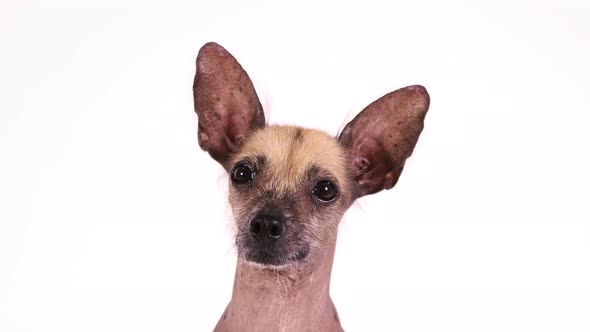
[[193, 42, 266, 168], [338, 85, 430, 197]]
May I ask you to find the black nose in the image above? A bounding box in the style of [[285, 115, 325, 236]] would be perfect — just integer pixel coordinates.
[[249, 215, 286, 240]]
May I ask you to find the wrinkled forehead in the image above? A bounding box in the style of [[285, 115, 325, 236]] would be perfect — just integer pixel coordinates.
[[232, 125, 348, 183]]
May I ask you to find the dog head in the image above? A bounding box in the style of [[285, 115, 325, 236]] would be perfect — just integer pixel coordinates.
[[193, 42, 429, 267]]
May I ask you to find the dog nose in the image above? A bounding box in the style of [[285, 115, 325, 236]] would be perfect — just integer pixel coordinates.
[[249, 215, 286, 240]]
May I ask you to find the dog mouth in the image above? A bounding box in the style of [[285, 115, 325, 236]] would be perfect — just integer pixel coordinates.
[[235, 216, 310, 266], [243, 248, 309, 266]]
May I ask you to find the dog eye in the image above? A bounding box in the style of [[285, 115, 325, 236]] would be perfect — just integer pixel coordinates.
[[312, 180, 338, 202], [231, 163, 255, 184]]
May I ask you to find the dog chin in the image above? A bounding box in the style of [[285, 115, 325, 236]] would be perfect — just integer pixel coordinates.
[[241, 249, 309, 269]]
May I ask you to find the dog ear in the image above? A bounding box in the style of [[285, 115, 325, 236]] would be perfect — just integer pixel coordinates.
[[193, 42, 266, 168], [338, 85, 430, 197]]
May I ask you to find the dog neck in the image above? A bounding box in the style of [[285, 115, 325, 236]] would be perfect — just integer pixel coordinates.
[[214, 246, 343, 331]]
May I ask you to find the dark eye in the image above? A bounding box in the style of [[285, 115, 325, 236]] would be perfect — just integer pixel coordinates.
[[231, 163, 255, 184], [312, 180, 338, 202]]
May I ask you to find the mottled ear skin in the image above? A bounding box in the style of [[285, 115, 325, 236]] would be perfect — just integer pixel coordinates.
[[338, 85, 430, 197], [193, 42, 429, 195], [193, 42, 266, 169]]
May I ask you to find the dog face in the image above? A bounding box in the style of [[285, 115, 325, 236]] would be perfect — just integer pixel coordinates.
[[193, 42, 429, 267], [228, 126, 354, 266]]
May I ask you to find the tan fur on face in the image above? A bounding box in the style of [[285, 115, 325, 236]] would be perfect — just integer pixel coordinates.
[[231, 125, 351, 198], [228, 125, 355, 258]]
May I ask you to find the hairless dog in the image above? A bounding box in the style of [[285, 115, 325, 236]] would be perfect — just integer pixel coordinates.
[[193, 42, 430, 331]]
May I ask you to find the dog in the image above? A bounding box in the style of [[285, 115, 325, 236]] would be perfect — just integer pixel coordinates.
[[193, 42, 430, 331]]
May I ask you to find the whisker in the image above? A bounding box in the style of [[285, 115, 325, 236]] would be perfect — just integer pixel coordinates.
[[234, 264, 264, 286]]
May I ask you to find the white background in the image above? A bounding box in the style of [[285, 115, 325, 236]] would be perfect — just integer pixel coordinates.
[[1, 1, 589, 331]]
